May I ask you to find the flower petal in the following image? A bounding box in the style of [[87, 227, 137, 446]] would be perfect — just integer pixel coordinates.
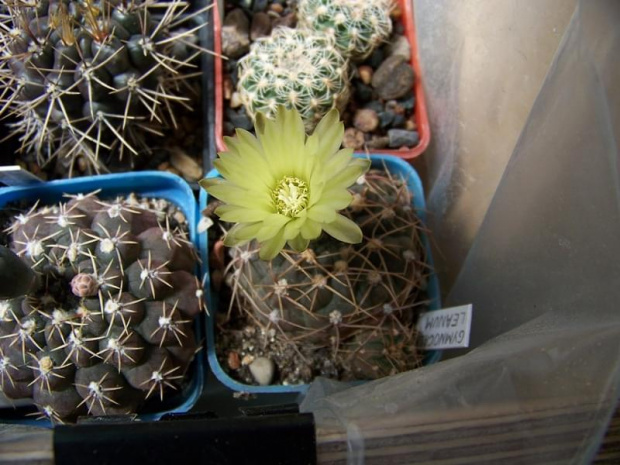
[[325, 158, 371, 189], [288, 234, 310, 253], [307, 204, 337, 223], [300, 218, 322, 240], [312, 188, 352, 211], [324, 148, 354, 179], [255, 106, 306, 179], [323, 214, 364, 244], [223, 222, 263, 246], [259, 231, 286, 260], [204, 178, 272, 210], [283, 216, 305, 240], [215, 204, 271, 223], [256, 214, 291, 241], [307, 108, 343, 163]]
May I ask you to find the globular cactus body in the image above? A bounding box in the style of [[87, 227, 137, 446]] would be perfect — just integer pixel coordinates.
[[0, 192, 204, 423], [297, 0, 393, 60], [237, 27, 349, 131], [227, 170, 430, 382], [0, 0, 207, 175]]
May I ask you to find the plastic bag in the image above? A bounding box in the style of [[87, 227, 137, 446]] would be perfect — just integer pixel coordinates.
[[301, 1, 620, 462]]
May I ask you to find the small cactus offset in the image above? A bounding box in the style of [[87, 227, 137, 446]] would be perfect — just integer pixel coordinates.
[[0, 0, 210, 176], [236, 27, 349, 131], [226, 170, 429, 381], [297, 0, 393, 61], [0, 192, 205, 423]]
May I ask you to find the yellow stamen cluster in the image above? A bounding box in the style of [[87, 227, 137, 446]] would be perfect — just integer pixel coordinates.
[[272, 176, 309, 217]]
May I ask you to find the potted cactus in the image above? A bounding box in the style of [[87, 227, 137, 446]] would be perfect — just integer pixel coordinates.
[[215, 0, 430, 160], [0, 172, 205, 424], [200, 107, 439, 392], [0, 0, 211, 180]]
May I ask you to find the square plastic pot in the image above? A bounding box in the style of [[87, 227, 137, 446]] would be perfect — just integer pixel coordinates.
[[199, 154, 441, 394], [0, 172, 204, 426], [212, 0, 431, 161]]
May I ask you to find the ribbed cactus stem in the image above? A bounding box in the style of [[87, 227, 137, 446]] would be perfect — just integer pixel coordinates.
[[297, 0, 393, 60], [237, 27, 349, 131]]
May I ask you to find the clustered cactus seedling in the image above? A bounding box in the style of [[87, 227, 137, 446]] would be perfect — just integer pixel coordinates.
[[0, 0, 209, 176], [0, 192, 205, 423], [297, 0, 393, 61], [236, 27, 349, 131], [227, 169, 428, 380]]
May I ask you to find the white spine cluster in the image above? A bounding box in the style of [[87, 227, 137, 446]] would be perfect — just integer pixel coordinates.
[[297, 0, 393, 60], [237, 27, 349, 131]]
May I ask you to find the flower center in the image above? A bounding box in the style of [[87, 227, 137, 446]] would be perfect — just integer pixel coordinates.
[[272, 176, 309, 217]]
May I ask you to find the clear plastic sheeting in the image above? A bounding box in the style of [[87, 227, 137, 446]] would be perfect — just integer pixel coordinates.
[[301, 0, 620, 463]]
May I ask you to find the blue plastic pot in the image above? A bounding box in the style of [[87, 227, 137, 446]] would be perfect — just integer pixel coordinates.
[[200, 154, 441, 395], [0, 172, 204, 426]]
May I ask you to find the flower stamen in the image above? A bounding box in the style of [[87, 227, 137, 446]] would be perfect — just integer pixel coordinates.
[[272, 176, 309, 217]]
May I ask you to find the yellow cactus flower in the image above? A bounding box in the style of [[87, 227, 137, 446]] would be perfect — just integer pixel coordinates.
[[200, 106, 370, 260]]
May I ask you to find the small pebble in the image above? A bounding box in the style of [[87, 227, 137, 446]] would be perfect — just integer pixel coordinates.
[[353, 109, 379, 133], [170, 148, 203, 182], [252, 0, 268, 12], [388, 129, 419, 148], [386, 100, 405, 115], [354, 82, 373, 103], [390, 4, 403, 20], [392, 113, 406, 128], [249, 357, 275, 386], [363, 100, 383, 113], [405, 119, 417, 131], [378, 111, 394, 128], [367, 135, 389, 149], [241, 354, 255, 366], [272, 12, 296, 29], [226, 108, 253, 131], [386, 35, 410, 61], [357, 65, 373, 85], [367, 48, 384, 69], [372, 55, 415, 100], [230, 91, 243, 109], [76, 156, 88, 173], [399, 93, 416, 110], [227, 351, 241, 370], [221, 9, 250, 59], [269, 3, 283, 13], [342, 127, 365, 150], [223, 77, 233, 99], [173, 210, 186, 225], [250, 11, 272, 40]]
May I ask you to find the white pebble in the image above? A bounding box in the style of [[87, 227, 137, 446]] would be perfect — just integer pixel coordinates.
[[249, 357, 275, 386]]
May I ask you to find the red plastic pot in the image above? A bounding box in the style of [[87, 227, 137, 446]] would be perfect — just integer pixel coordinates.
[[213, 0, 431, 160]]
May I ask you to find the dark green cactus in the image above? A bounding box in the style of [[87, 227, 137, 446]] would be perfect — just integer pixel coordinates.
[[0, 192, 205, 423], [0, 0, 210, 176]]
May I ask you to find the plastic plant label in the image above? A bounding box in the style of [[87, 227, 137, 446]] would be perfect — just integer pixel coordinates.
[[417, 304, 473, 349]]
